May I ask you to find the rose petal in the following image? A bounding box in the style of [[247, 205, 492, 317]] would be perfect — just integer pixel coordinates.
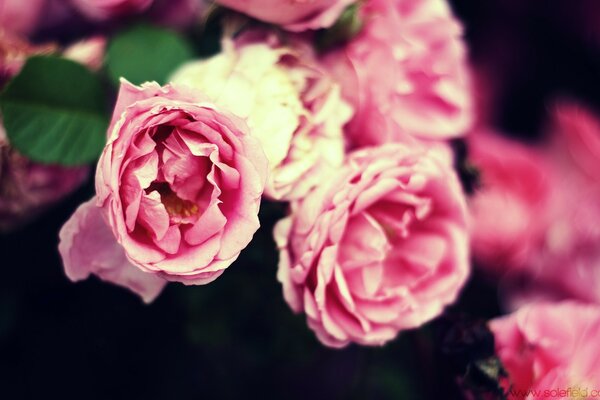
[[59, 198, 166, 303]]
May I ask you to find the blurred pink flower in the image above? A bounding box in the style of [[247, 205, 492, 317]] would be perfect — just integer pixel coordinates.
[[490, 301, 600, 399], [59, 80, 268, 302], [548, 102, 600, 184], [275, 143, 469, 347], [471, 103, 600, 308], [63, 36, 106, 71], [521, 103, 600, 305], [0, 0, 46, 35], [0, 127, 89, 232], [70, 0, 153, 20], [323, 0, 473, 148], [468, 130, 552, 273], [171, 31, 352, 200], [215, 0, 355, 31]]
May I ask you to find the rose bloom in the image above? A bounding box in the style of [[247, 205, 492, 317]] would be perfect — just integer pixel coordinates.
[[490, 301, 600, 399], [70, 0, 153, 20], [59, 80, 268, 302], [0, 0, 45, 35], [275, 144, 469, 347], [473, 104, 600, 310], [171, 33, 352, 201], [468, 130, 552, 274], [215, 0, 355, 31], [324, 0, 472, 148]]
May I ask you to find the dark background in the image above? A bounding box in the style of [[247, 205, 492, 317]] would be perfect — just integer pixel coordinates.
[[1, 1, 599, 399]]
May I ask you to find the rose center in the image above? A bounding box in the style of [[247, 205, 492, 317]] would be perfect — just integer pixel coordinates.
[[146, 182, 199, 219]]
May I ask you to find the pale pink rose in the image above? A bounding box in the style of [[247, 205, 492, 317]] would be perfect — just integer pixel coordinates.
[[468, 130, 552, 273], [171, 32, 352, 200], [324, 0, 472, 148], [59, 80, 268, 302], [0, 0, 45, 35], [490, 301, 600, 399], [70, 0, 153, 20], [63, 36, 106, 71], [0, 126, 89, 232], [275, 143, 469, 347], [215, 0, 355, 31]]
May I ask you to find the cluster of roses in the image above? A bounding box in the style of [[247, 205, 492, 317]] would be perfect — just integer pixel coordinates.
[[57, 0, 474, 349], [2, 0, 600, 397]]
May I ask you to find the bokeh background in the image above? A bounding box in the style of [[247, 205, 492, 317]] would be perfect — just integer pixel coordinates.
[[1, 1, 599, 399]]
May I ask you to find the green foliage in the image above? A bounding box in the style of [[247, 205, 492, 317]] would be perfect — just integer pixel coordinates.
[[107, 24, 195, 85], [317, 3, 364, 51], [0, 56, 108, 165]]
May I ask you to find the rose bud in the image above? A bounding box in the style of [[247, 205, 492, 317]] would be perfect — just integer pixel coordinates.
[[171, 32, 352, 201], [490, 301, 600, 398], [275, 143, 470, 347], [214, 0, 355, 31], [59, 80, 268, 302], [323, 0, 473, 148], [70, 0, 153, 20]]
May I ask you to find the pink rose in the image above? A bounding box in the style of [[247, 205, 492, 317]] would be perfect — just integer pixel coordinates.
[[70, 0, 153, 20], [324, 0, 473, 148], [59, 80, 268, 302], [468, 130, 552, 273], [215, 0, 355, 31], [0, 126, 89, 232], [171, 32, 352, 200], [275, 144, 469, 347], [490, 301, 600, 399], [0, 0, 46, 35], [484, 104, 600, 309], [517, 103, 600, 305]]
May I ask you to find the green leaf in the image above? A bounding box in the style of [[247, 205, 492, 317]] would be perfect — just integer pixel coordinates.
[[317, 3, 364, 51], [0, 56, 108, 166], [107, 24, 194, 85]]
